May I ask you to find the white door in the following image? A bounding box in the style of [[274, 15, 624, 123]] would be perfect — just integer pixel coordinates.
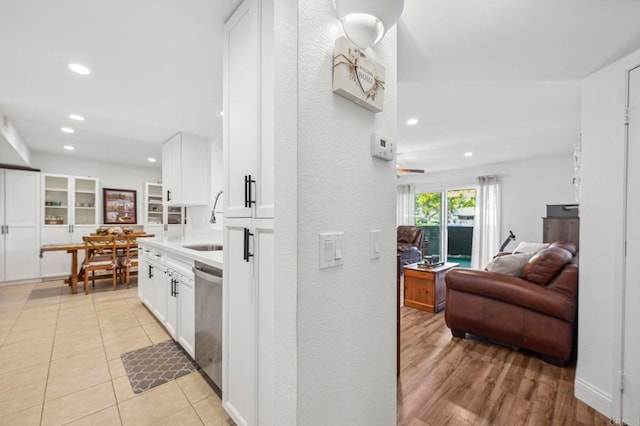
[[152, 259, 168, 323], [223, 218, 255, 426], [162, 134, 182, 206], [166, 271, 178, 339], [177, 273, 195, 358], [0, 172, 4, 280], [138, 251, 149, 302], [41, 174, 72, 277], [623, 65, 640, 422], [4, 171, 40, 281], [224, 0, 259, 219]]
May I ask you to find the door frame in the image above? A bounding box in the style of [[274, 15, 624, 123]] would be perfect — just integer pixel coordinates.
[[616, 63, 640, 423]]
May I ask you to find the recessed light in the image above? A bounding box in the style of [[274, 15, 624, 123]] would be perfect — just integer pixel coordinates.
[[220, 111, 224, 116], [69, 114, 85, 121], [63, 145, 75, 151], [68, 63, 91, 75], [61, 127, 75, 134], [148, 157, 157, 163], [464, 152, 473, 157], [407, 118, 419, 126]]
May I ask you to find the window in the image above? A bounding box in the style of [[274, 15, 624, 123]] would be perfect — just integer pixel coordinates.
[[415, 188, 476, 268]]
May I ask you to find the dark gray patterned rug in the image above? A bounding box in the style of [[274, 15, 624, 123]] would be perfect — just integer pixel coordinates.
[[121, 340, 199, 393]]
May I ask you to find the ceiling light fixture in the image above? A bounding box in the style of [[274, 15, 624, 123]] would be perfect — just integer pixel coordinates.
[[148, 157, 157, 163], [407, 118, 418, 126], [333, 0, 405, 50], [69, 114, 85, 121], [464, 152, 473, 157], [61, 127, 75, 134], [220, 111, 224, 116], [63, 145, 75, 151], [68, 63, 91, 75]]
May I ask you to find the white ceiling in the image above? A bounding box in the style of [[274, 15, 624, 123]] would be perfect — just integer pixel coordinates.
[[397, 0, 640, 173], [1, 1, 640, 172], [0, 0, 241, 168]]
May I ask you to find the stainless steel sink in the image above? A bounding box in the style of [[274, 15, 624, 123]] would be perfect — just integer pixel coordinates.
[[182, 244, 223, 252]]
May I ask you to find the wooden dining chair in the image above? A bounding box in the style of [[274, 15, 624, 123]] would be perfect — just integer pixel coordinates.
[[118, 233, 155, 286], [82, 234, 118, 294]]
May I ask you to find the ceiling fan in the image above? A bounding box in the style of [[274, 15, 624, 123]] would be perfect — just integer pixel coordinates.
[[396, 166, 425, 174]]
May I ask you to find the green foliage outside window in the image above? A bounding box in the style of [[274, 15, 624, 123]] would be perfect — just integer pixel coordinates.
[[415, 189, 476, 226], [415, 192, 441, 226]]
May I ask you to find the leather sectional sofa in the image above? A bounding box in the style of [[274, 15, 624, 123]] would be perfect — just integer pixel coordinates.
[[397, 226, 424, 267], [444, 242, 578, 365]]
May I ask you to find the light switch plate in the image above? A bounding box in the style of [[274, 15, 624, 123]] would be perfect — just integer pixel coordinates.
[[319, 232, 344, 269], [369, 229, 381, 259]]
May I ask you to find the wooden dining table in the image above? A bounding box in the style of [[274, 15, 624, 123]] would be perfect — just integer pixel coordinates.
[[40, 234, 154, 294]]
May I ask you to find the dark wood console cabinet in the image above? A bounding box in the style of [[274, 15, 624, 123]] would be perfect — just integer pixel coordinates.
[[543, 217, 580, 249]]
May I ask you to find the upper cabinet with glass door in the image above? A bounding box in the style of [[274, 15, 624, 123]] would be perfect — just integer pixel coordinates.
[[73, 178, 98, 226], [42, 174, 98, 228], [43, 175, 70, 226]]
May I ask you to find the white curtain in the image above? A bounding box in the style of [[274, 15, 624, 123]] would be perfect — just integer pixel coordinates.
[[471, 175, 501, 269], [397, 184, 415, 226]]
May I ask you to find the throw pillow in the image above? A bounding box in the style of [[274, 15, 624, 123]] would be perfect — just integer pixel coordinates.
[[485, 253, 532, 277], [512, 241, 549, 255]]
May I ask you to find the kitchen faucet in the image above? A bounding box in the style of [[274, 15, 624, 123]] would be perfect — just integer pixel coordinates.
[[210, 190, 223, 223]]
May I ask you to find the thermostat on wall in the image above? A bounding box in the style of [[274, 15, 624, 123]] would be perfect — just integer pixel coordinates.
[[371, 133, 394, 161]]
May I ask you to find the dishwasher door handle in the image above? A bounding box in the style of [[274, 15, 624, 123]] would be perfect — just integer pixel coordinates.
[[193, 267, 222, 285]]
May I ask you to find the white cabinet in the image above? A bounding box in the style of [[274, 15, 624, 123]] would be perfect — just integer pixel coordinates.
[[136, 242, 196, 359], [177, 270, 195, 357], [41, 174, 99, 277], [151, 254, 168, 324], [223, 0, 274, 220], [144, 182, 184, 238], [0, 169, 40, 282], [223, 0, 276, 424], [166, 258, 195, 357], [144, 183, 165, 236], [223, 218, 274, 426], [138, 247, 152, 308], [161, 132, 209, 207]]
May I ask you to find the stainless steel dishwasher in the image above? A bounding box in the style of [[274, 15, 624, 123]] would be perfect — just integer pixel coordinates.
[[193, 261, 223, 390]]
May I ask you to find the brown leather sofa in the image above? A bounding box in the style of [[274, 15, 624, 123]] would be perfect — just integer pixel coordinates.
[[397, 226, 424, 267], [444, 242, 578, 365]]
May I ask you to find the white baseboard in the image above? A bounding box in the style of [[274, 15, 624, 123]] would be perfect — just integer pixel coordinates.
[[575, 377, 613, 419]]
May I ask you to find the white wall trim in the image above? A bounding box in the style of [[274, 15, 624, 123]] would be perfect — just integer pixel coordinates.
[[575, 377, 613, 418]]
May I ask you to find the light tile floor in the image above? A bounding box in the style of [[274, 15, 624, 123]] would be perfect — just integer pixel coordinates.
[[0, 279, 233, 426]]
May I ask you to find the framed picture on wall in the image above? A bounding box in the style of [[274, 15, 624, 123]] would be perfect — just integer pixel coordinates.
[[103, 188, 137, 224]]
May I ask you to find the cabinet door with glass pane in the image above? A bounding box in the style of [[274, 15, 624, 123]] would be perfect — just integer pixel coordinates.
[[73, 178, 98, 225]]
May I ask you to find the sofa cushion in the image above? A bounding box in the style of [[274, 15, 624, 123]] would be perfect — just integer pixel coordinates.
[[485, 253, 531, 276], [521, 247, 573, 285], [513, 241, 549, 255], [549, 241, 577, 256]]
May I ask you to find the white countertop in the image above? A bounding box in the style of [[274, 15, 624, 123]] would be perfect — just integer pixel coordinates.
[[138, 232, 223, 269]]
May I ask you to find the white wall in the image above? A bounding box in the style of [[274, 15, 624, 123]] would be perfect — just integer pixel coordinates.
[[399, 153, 576, 250], [296, 1, 398, 424], [30, 152, 161, 226], [272, 0, 298, 422], [577, 48, 640, 418]]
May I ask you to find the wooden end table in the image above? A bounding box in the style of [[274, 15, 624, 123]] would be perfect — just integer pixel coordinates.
[[403, 262, 459, 313]]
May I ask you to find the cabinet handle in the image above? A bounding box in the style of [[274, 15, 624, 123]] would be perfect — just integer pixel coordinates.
[[243, 227, 254, 262], [149, 264, 154, 278], [167, 190, 171, 202], [174, 279, 179, 296], [244, 175, 256, 208], [3, 225, 6, 234]]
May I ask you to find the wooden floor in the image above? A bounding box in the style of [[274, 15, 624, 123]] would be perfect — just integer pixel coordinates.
[[397, 307, 611, 425]]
